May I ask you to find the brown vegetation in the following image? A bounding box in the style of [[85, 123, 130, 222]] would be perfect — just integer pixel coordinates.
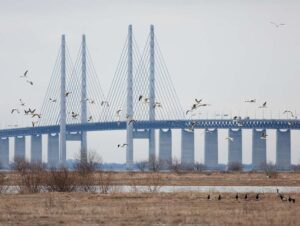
[[0, 192, 299, 225]]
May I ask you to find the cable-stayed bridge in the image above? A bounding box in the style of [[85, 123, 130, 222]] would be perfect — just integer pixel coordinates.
[[0, 25, 298, 170]]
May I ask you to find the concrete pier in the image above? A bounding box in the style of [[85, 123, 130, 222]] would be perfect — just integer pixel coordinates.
[[204, 129, 218, 169], [228, 129, 242, 166], [31, 135, 42, 163], [181, 129, 194, 166], [15, 136, 25, 160], [0, 137, 9, 168], [252, 129, 266, 170], [48, 133, 59, 167], [276, 129, 291, 171], [159, 129, 172, 167]]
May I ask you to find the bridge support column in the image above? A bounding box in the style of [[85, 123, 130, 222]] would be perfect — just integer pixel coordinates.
[[48, 133, 59, 168], [204, 129, 218, 169], [59, 34, 67, 165], [31, 135, 42, 163], [159, 129, 172, 168], [252, 129, 266, 170], [81, 34, 88, 163], [126, 25, 134, 169], [15, 136, 25, 161], [148, 25, 156, 161], [181, 129, 194, 167], [228, 129, 242, 167], [276, 129, 291, 171], [0, 137, 9, 169]]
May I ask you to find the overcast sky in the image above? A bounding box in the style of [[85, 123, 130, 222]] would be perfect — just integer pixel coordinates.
[[1, 0, 300, 164]]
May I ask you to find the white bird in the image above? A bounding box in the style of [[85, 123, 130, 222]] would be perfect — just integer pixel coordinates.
[[26, 80, 33, 85], [258, 102, 267, 108], [101, 101, 109, 107], [20, 70, 28, 78], [81, 98, 89, 102], [117, 143, 128, 148], [31, 113, 41, 119], [32, 121, 38, 127], [270, 21, 285, 28], [88, 116, 93, 122], [49, 98, 57, 103], [65, 92, 72, 97], [11, 108, 20, 114], [88, 99, 95, 104], [260, 132, 268, 140], [245, 99, 256, 103], [283, 110, 294, 118], [71, 112, 79, 119], [153, 102, 162, 108], [144, 98, 150, 104], [195, 98, 202, 104], [19, 99, 25, 106], [129, 119, 136, 125], [225, 137, 234, 142]]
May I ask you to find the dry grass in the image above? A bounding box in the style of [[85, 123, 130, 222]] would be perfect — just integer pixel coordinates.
[[0, 192, 299, 225]]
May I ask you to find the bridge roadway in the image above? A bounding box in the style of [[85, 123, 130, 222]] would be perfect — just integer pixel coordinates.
[[0, 119, 299, 137]]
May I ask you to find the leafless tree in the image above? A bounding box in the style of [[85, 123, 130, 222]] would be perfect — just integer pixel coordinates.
[[136, 160, 148, 172], [228, 162, 243, 172]]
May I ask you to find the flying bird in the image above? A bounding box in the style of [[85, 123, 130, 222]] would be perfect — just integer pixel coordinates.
[[88, 99, 95, 104], [195, 98, 202, 104], [20, 70, 28, 78], [71, 112, 79, 119], [101, 101, 109, 107], [11, 108, 20, 114], [258, 102, 267, 108], [31, 113, 41, 119], [26, 80, 33, 85], [65, 92, 72, 97], [88, 116, 93, 122], [19, 99, 25, 106], [138, 95, 143, 101], [153, 102, 162, 108], [117, 143, 128, 148], [225, 137, 234, 142], [129, 119, 136, 125], [32, 121, 38, 127], [144, 98, 150, 104], [260, 132, 268, 140], [283, 110, 294, 118], [245, 99, 256, 103], [270, 21, 285, 28], [49, 98, 57, 103]]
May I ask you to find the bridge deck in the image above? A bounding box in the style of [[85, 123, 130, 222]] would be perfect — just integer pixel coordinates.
[[0, 119, 299, 137]]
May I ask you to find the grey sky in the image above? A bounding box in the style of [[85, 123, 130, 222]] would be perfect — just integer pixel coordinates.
[[1, 0, 300, 164]]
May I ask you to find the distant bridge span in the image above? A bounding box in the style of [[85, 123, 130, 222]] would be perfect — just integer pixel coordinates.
[[0, 119, 299, 137]]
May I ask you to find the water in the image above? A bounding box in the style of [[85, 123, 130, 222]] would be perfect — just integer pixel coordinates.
[[3, 185, 300, 193]]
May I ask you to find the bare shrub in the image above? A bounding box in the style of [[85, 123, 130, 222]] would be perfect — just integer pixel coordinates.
[[291, 164, 300, 172], [228, 162, 243, 172], [262, 162, 278, 178], [136, 160, 148, 172], [0, 173, 8, 193], [75, 151, 102, 192], [148, 155, 162, 172], [194, 162, 205, 172], [45, 167, 76, 192], [14, 158, 45, 193], [170, 157, 182, 174], [145, 172, 162, 192], [98, 171, 113, 194]]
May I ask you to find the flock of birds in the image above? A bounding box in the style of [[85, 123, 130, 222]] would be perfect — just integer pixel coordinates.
[[184, 97, 297, 142], [207, 189, 296, 203]]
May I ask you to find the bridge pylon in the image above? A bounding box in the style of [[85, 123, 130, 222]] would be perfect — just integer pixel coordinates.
[[59, 34, 67, 166], [126, 25, 134, 169]]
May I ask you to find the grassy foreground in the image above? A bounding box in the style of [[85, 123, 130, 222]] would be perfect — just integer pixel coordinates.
[[0, 192, 299, 226]]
